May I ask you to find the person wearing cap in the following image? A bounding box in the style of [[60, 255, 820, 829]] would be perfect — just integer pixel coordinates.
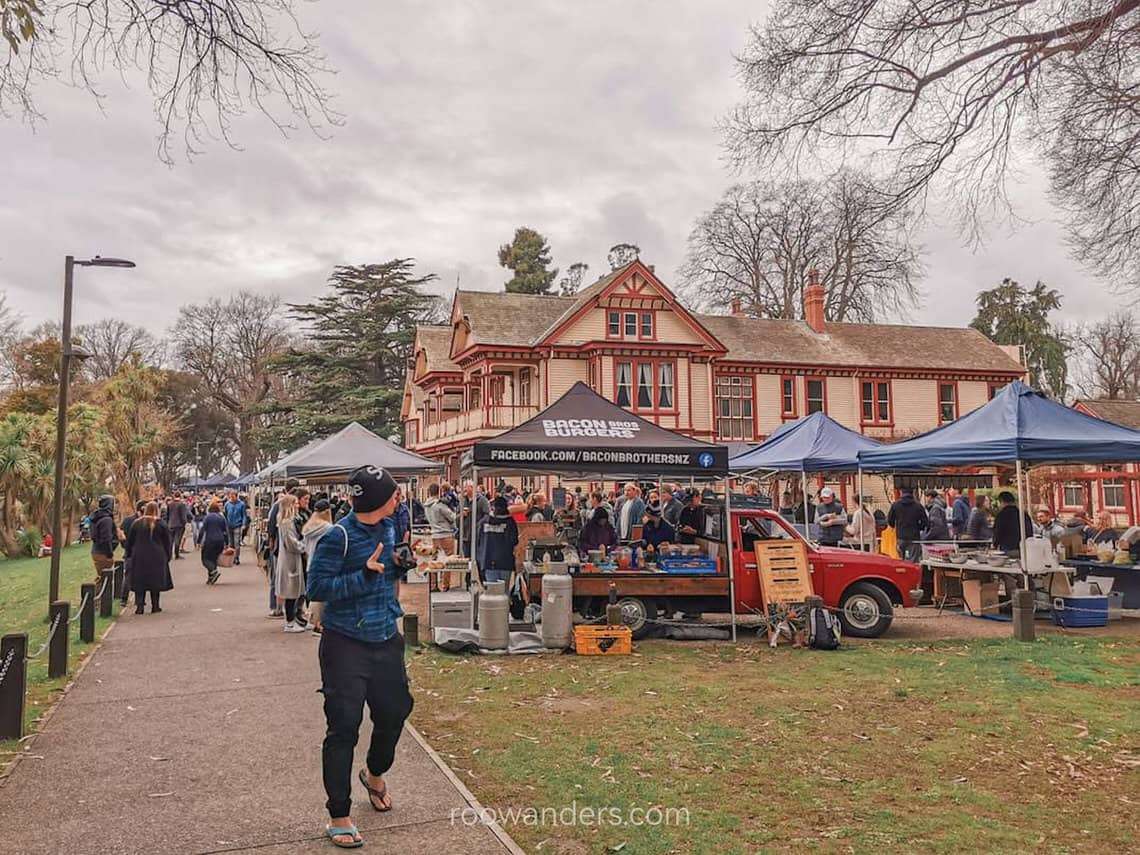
[[478, 496, 519, 584], [640, 502, 675, 549], [814, 487, 848, 546], [307, 465, 414, 848]]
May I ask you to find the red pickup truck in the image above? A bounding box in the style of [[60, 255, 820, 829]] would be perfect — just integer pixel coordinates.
[[530, 508, 923, 639]]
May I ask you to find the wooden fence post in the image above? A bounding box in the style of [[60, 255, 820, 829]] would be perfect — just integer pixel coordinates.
[[0, 633, 28, 740], [48, 600, 69, 679], [80, 583, 96, 643]]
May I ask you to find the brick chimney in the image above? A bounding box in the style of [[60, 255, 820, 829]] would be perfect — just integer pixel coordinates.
[[730, 297, 743, 316], [803, 269, 826, 333]]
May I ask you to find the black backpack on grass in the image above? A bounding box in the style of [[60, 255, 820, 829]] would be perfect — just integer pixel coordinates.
[[808, 607, 841, 650]]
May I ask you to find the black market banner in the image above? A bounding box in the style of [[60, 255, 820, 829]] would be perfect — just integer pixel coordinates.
[[469, 382, 729, 476]]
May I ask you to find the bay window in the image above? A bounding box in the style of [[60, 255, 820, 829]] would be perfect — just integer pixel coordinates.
[[716, 375, 754, 441], [614, 360, 676, 413]]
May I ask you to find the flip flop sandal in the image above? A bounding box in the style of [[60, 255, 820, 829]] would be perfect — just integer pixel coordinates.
[[358, 768, 393, 812], [325, 824, 363, 849]]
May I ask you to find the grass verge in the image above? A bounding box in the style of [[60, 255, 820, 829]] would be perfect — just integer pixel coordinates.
[[408, 635, 1139, 854], [0, 545, 121, 770]]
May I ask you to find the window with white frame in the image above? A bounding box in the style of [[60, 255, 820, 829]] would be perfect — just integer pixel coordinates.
[[939, 383, 958, 423], [1103, 478, 1126, 508], [615, 362, 633, 407], [861, 381, 891, 424], [607, 311, 620, 337], [806, 378, 825, 414], [716, 376, 754, 441], [1063, 482, 1086, 508]]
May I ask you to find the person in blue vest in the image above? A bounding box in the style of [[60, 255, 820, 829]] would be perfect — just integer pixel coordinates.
[[307, 466, 414, 850], [222, 489, 249, 565]]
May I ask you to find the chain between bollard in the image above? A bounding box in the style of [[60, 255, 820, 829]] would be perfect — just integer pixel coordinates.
[[25, 611, 64, 660], [0, 645, 16, 689]]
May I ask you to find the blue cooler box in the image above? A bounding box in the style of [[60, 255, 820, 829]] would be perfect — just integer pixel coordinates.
[[658, 556, 719, 574], [1051, 595, 1108, 628]]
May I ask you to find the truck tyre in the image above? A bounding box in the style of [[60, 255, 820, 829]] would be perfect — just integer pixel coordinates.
[[615, 596, 654, 640], [838, 582, 893, 638]]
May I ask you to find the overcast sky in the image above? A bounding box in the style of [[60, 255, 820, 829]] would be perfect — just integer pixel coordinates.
[[0, 0, 1112, 337]]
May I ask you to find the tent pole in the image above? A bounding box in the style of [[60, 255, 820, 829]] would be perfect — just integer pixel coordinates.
[[801, 469, 810, 539], [858, 466, 866, 552], [1015, 459, 1029, 589], [470, 465, 479, 591], [724, 479, 737, 643]]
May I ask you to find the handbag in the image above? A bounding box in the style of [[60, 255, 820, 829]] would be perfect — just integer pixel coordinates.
[[218, 546, 236, 568]]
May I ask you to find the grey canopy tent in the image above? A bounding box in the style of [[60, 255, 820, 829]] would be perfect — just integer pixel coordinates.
[[258, 422, 442, 483], [461, 382, 740, 638]]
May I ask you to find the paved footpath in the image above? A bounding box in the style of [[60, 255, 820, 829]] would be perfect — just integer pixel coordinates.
[[0, 550, 517, 855]]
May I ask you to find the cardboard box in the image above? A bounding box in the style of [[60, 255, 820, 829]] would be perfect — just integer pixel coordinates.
[[962, 579, 1001, 615]]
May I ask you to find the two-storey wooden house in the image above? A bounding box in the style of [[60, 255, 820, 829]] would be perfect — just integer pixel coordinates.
[[401, 260, 1027, 486]]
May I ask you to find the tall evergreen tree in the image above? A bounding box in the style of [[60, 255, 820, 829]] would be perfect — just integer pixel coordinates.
[[970, 278, 1069, 399], [263, 260, 440, 454], [498, 227, 558, 294]]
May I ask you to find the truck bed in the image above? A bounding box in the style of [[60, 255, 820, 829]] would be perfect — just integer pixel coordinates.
[[528, 572, 731, 599]]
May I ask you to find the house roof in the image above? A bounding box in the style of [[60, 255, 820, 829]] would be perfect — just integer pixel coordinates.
[[455, 290, 577, 347], [699, 314, 1024, 373], [415, 325, 460, 374], [1073, 399, 1140, 430]]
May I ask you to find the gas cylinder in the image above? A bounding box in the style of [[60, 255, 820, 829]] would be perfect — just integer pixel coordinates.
[[478, 581, 510, 650], [540, 572, 574, 649]]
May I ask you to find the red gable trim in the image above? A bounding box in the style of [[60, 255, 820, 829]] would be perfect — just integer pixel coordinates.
[[536, 259, 727, 354]]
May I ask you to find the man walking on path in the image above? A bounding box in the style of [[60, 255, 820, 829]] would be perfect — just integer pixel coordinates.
[[307, 465, 414, 849], [223, 489, 248, 565], [166, 492, 191, 559]]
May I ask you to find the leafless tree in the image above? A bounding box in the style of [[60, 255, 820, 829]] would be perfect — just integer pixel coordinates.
[[679, 172, 921, 321], [75, 318, 164, 379], [170, 291, 290, 470], [1072, 312, 1140, 399], [607, 243, 640, 270], [727, 1, 1140, 287], [1, 0, 338, 162]]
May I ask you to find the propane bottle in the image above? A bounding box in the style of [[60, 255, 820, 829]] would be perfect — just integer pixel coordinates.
[[540, 571, 573, 649], [478, 581, 510, 650]]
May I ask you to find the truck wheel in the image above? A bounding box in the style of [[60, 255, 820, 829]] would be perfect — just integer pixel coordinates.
[[615, 596, 654, 640], [838, 583, 893, 638]]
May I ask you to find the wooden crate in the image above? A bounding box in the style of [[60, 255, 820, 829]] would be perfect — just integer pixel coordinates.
[[754, 541, 814, 608], [573, 624, 632, 656]]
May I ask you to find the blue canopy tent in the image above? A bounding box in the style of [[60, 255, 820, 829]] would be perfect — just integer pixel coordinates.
[[730, 412, 883, 543], [858, 380, 1140, 577]]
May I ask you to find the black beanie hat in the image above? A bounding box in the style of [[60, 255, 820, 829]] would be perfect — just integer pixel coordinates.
[[348, 466, 398, 514], [492, 495, 510, 515]]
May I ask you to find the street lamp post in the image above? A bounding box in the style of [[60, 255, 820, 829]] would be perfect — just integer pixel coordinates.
[[49, 255, 135, 610]]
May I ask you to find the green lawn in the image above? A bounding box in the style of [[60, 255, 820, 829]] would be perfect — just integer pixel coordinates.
[[0, 544, 120, 765], [408, 635, 1139, 854]]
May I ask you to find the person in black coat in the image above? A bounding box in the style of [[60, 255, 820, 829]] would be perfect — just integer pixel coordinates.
[[118, 500, 147, 607], [199, 500, 229, 585], [125, 502, 174, 614], [992, 491, 1034, 554], [89, 495, 118, 580], [477, 496, 519, 585], [887, 488, 928, 562]]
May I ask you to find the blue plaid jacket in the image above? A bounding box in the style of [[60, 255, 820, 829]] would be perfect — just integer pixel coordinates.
[[307, 512, 402, 643]]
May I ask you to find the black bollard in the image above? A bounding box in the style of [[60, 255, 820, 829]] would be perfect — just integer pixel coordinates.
[[48, 600, 69, 679], [112, 561, 125, 601], [80, 583, 96, 643], [404, 614, 419, 647], [0, 633, 28, 740], [99, 569, 114, 617]]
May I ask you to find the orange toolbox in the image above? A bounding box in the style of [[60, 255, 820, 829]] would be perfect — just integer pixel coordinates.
[[573, 624, 632, 656]]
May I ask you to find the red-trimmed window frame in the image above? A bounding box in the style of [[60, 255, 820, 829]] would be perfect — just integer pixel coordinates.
[[780, 375, 797, 420], [605, 308, 658, 342], [612, 358, 678, 414], [1058, 481, 1088, 512], [805, 375, 827, 415], [938, 381, 959, 424], [987, 381, 1005, 400], [714, 373, 756, 442], [860, 378, 893, 426]]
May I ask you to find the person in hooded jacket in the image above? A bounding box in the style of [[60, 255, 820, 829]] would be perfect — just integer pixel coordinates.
[[922, 491, 951, 541], [302, 499, 334, 635], [948, 489, 972, 539], [199, 500, 229, 585], [478, 496, 519, 584], [887, 487, 928, 562], [118, 500, 147, 606], [579, 506, 619, 554], [89, 495, 118, 580]]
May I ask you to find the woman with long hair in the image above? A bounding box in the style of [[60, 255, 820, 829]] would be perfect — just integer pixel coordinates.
[[125, 501, 174, 614], [275, 493, 308, 633], [301, 499, 334, 636], [200, 499, 229, 585]]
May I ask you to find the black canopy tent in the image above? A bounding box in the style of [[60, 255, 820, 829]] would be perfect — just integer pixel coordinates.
[[462, 382, 739, 638]]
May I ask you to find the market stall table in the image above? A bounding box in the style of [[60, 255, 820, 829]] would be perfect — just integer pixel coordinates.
[[1061, 559, 1140, 608], [923, 556, 1073, 614]]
